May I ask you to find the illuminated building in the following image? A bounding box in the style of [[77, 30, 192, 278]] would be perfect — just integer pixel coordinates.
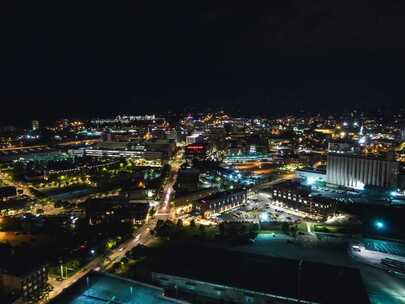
[[327, 142, 359, 154], [90, 115, 157, 124], [185, 144, 207, 160], [270, 181, 335, 220], [86, 198, 150, 225], [196, 189, 247, 218], [186, 133, 202, 145], [0, 266, 48, 301], [401, 126, 405, 141], [69, 139, 175, 163], [31, 120, 39, 131], [326, 153, 399, 189], [223, 153, 272, 164]]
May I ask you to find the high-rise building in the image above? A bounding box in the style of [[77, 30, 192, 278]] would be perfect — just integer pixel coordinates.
[[326, 153, 399, 189], [32, 120, 39, 131], [62, 119, 69, 128], [401, 126, 405, 141]]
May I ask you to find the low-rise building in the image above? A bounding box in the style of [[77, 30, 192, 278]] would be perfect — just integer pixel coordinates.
[[0, 186, 17, 201], [86, 198, 150, 225], [0, 266, 48, 301], [69, 139, 175, 164], [195, 189, 247, 218], [270, 181, 336, 220], [175, 169, 200, 193]]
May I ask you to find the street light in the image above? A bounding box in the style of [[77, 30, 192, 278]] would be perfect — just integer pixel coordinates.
[[390, 191, 398, 197], [90, 249, 96, 255], [374, 220, 385, 230]]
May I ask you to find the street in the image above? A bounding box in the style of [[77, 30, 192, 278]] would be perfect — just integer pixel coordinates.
[[41, 149, 184, 303]]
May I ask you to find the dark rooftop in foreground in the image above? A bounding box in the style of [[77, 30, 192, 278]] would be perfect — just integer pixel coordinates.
[[0, 254, 45, 277], [149, 247, 370, 304]]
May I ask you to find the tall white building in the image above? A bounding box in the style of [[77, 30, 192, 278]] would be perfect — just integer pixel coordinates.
[[326, 153, 399, 189]]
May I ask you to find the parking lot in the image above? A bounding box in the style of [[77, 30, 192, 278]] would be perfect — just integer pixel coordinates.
[[213, 191, 405, 303], [217, 192, 301, 224]]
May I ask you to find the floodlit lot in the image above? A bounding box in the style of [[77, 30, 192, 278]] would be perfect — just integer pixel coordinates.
[[216, 193, 301, 224]]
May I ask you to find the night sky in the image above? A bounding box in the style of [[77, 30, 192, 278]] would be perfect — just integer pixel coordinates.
[[1, 1, 405, 124]]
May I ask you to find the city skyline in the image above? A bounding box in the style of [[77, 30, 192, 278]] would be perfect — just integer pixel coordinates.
[[1, 2, 405, 304]]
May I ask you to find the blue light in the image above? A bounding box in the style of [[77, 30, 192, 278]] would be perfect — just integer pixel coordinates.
[[375, 221, 385, 230]]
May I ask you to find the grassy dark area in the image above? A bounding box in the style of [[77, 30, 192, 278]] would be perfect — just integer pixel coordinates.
[[340, 204, 405, 240], [313, 224, 361, 234]]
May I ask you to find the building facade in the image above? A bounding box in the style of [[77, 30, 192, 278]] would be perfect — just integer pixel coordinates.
[[271, 184, 335, 220], [175, 169, 200, 193], [0, 266, 48, 301], [86, 198, 150, 225], [326, 153, 399, 189], [31, 120, 39, 131], [196, 190, 247, 218]]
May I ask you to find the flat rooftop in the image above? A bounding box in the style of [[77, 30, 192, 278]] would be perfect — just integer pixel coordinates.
[[51, 272, 187, 304], [150, 246, 370, 304]]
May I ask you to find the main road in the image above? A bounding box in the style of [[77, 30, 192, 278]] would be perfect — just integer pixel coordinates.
[[155, 149, 184, 220], [42, 149, 184, 303]]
